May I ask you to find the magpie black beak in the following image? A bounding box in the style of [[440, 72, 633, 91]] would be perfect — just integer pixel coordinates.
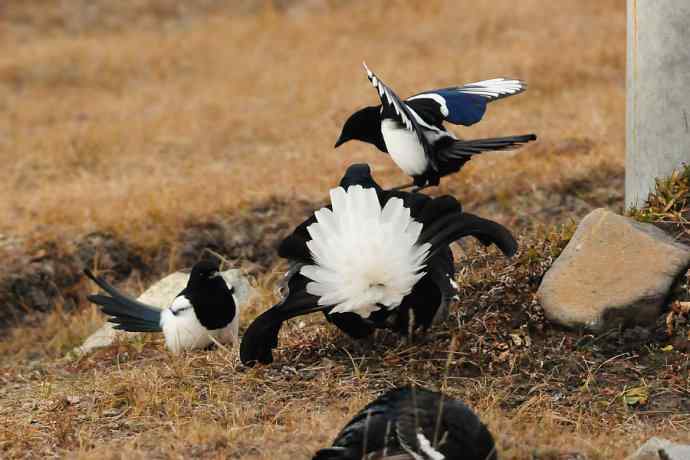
[[334, 134, 347, 148]]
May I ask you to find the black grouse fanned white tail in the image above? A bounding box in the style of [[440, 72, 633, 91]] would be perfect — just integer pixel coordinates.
[[240, 164, 517, 365], [335, 63, 537, 188], [85, 260, 239, 353], [313, 386, 497, 460]]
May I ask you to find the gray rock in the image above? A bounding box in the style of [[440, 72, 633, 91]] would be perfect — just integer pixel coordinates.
[[74, 269, 251, 355], [626, 437, 690, 460], [537, 208, 690, 332]]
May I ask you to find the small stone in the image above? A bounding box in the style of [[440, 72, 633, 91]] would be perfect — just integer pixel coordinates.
[[74, 269, 252, 355], [538, 208, 690, 332], [626, 437, 690, 460]]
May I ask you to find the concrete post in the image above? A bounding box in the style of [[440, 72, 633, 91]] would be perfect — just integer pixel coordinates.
[[626, 0, 690, 209]]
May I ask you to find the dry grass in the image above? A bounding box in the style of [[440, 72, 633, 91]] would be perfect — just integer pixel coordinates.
[[629, 164, 690, 244], [4, 1, 688, 459], [2, 237, 689, 459], [0, 0, 624, 251]]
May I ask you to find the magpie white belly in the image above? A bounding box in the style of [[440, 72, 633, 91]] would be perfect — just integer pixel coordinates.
[[380, 119, 428, 176]]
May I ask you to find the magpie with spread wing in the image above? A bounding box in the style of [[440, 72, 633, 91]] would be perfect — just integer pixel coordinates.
[[313, 386, 497, 460], [239, 164, 517, 365], [335, 63, 537, 189], [84, 260, 238, 353]]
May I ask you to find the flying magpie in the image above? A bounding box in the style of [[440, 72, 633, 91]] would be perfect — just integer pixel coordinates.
[[335, 63, 537, 189], [84, 260, 239, 353], [239, 163, 517, 365], [313, 386, 497, 460]]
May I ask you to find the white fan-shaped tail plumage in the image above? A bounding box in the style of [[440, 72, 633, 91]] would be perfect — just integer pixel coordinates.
[[300, 185, 430, 318]]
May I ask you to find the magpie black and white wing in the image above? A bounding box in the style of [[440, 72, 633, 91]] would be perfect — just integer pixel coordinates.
[[363, 63, 435, 167], [407, 78, 526, 127]]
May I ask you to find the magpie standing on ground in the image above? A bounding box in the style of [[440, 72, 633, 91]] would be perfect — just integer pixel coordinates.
[[335, 63, 537, 189], [84, 260, 239, 353], [239, 164, 517, 365], [313, 386, 497, 460]]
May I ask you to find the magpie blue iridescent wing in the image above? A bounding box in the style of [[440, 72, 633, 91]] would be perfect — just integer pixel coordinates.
[[363, 63, 437, 170], [407, 78, 526, 126]]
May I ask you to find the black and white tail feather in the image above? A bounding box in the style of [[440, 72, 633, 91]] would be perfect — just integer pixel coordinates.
[[240, 164, 516, 365], [437, 134, 538, 161], [85, 269, 163, 333]]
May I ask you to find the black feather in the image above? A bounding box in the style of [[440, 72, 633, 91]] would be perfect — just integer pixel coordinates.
[[110, 320, 161, 333], [278, 217, 317, 263], [419, 195, 463, 223], [421, 212, 518, 258], [438, 134, 537, 161], [240, 274, 324, 365], [314, 387, 497, 460], [311, 447, 351, 460], [83, 269, 162, 333]]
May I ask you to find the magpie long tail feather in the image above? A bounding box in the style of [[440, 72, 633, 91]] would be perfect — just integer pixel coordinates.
[[84, 269, 162, 333], [421, 212, 518, 258], [110, 319, 162, 333], [240, 290, 324, 366], [440, 134, 537, 160]]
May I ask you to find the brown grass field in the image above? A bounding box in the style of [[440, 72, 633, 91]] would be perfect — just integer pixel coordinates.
[[1, 1, 689, 459]]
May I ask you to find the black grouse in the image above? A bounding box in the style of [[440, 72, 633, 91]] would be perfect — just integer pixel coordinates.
[[313, 386, 497, 460], [239, 164, 517, 365]]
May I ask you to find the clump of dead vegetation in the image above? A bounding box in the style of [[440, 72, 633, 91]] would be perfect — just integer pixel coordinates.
[[629, 163, 690, 244]]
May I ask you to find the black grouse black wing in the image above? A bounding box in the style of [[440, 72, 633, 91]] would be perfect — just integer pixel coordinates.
[[240, 273, 325, 365], [417, 195, 517, 258]]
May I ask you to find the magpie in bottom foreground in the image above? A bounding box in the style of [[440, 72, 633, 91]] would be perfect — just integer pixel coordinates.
[[84, 260, 238, 353], [335, 63, 537, 189], [313, 386, 497, 460], [240, 164, 517, 365]]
